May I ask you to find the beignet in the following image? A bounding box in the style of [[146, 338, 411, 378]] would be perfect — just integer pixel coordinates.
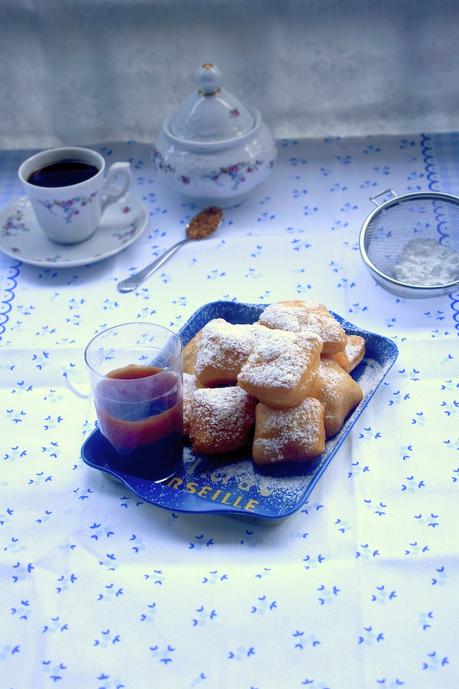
[[310, 358, 363, 437], [183, 330, 203, 375], [253, 397, 325, 464], [189, 386, 256, 455], [195, 318, 257, 387], [329, 334, 365, 372], [183, 372, 201, 437], [258, 300, 346, 355], [238, 329, 322, 408]]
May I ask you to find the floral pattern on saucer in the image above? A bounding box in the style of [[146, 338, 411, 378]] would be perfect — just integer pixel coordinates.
[[1, 207, 29, 237], [0, 193, 148, 267]]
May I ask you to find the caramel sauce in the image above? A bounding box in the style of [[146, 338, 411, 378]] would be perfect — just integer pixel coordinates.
[[95, 365, 182, 458]]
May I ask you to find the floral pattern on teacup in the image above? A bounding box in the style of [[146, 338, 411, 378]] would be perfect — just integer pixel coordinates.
[[38, 191, 98, 224], [2, 208, 29, 237]]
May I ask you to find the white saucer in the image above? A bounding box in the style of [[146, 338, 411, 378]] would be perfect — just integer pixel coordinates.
[[0, 193, 148, 268]]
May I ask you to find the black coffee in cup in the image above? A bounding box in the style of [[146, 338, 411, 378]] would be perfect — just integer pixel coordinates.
[[28, 159, 99, 188]]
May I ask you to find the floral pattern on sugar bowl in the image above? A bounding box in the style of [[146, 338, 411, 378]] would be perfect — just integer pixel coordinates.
[[38, 191, 98, 224], [153, 148, 275, 195], [202, 159, 274, 191], [152, 63, 277, 207]]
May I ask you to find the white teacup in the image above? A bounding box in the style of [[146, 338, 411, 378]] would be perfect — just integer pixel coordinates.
[[18, 146, 132, 244]]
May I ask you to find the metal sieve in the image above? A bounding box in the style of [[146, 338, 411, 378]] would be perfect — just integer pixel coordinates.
[[359, 189, 459, 298]]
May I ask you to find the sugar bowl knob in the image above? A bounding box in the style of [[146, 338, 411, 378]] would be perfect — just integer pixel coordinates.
[[196, 63, 222, 95]]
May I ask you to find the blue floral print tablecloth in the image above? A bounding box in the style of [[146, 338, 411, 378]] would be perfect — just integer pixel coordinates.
[[1, 134, 458, 689]]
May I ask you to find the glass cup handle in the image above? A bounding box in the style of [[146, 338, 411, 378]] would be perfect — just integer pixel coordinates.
[[64, 367, 92, 399], [101, 162, 132, 213]]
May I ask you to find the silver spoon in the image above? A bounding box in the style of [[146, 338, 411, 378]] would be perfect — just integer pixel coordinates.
[[117, 207, 223, 293]]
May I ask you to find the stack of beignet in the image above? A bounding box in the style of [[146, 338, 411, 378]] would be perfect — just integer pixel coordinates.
[[183, 300, 364, 465]]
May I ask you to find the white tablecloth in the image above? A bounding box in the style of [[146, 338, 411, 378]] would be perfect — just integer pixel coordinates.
[[1, 134, 458, 689]]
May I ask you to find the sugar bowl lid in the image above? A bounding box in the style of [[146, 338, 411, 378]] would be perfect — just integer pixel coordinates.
[[167, 63, 256, 143]]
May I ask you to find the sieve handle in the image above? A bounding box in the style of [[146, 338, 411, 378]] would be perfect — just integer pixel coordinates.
[[369, 189, 397, 206]]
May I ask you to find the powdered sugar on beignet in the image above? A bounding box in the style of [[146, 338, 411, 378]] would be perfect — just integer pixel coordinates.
[[258, 300, 322, 332], [253, 398, 325, 464], [237, 329, 322, 408], [259, 300, 346, 354], [195, 318, 257, 387], [183, 330, 203, 375], [183, 372, 201, 437], [189, 386, 256, 455], [310, 358, 363, 437], [330, 335, 365, 372]]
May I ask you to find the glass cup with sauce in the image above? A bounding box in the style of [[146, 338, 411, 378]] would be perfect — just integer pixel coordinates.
[[84, 322, 183, 481]]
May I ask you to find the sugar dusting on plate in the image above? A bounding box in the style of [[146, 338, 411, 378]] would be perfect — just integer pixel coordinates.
[[182, 446, 307, 509]]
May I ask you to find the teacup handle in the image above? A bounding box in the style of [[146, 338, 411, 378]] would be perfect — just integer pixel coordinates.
[[101, 162, 132, 212]]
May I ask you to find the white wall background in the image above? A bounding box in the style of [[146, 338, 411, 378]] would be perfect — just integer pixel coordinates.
[[1, 0, 459, 149]]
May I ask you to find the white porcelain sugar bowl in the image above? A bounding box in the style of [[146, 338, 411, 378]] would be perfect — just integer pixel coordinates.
[[153, 63, 277, 207]]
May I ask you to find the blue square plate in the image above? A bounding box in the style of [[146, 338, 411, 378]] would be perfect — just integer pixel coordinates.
[[81, 301, 398, 519]]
